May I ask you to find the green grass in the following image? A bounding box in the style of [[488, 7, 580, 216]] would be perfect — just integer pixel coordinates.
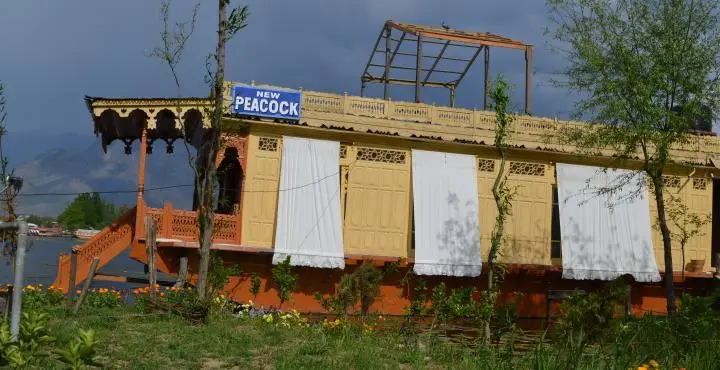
[[17, 306, 717, 369], [34, 307, 534, 369]]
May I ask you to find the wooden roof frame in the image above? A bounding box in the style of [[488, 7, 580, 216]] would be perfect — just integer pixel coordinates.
[[360, 20, 534, 114]]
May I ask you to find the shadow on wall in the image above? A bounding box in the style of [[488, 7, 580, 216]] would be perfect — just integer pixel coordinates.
[[433, 191, 481, 273]]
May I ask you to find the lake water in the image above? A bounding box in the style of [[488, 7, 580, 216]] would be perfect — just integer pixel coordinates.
[[0, 237, 155, 291]]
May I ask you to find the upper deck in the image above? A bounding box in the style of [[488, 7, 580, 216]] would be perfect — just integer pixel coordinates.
[[88, 81, 720, 169]]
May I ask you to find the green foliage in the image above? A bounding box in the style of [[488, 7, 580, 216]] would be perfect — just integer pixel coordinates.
[[22, 285, 65, 310], [0, 81, 18, 260], [553, 280, 630, 368], [272, 256, 297, 307], [55, 329, 100, 370], [485, 73, 518, 342], [207, 251, 241, 298], [314, 262, 384, 316], [56, 192, 129, 231], [658, 193, 712, 279], [81, 288, 124, 309], [0, 311, 55, 368], [546, 0, 720, 312], [249, 272, 261, 300]]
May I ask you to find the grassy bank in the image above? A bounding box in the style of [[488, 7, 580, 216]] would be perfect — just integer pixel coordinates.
[[39, 307, 510, 369], [3, 283, 719, 369], [20, 305, 716, 369]]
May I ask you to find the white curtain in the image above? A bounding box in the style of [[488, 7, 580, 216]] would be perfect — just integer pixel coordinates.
[[556, 163, 660, 282], [272, 136, 345, 269], [411, 150, 482, 277]]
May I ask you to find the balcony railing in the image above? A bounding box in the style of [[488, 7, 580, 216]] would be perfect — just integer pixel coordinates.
[[144, 202, 242, 245]]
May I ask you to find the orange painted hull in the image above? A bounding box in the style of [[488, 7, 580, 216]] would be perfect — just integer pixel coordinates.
[[130, 241, 715, 327]]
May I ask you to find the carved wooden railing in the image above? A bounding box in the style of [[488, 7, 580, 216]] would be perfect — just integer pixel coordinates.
[[144, 202, 242, 245], [297, 89, 720, 164], [53, 207, 137, 292]]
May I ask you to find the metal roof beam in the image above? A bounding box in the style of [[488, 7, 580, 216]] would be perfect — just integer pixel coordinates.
[[423, 40, 451, 84], [454, 45, 484, 87], [361, 76, 452, 88], [367, 64, 462, 74], [361, 27, 386, 83]]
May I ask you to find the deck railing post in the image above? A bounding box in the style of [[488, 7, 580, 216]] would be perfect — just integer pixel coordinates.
[[163, 202, 173, 237], [235, 211, 243, 244]]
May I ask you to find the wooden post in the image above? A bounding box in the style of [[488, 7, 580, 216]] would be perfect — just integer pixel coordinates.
[[72, 257, 99, 314], [174, 256, 189, 288], [135, 126, 149, 240], [524, 46, 533, 115], [235, 211, 243, 245], [162, 202, 173, 237], [145, 216, 158, 297], [66, 249, 78, 308]]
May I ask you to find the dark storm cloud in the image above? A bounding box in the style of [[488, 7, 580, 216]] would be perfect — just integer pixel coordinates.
[[0, 0, 576, 134]]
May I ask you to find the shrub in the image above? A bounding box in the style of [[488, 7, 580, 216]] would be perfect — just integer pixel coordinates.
[[272, 256, 297, 308]]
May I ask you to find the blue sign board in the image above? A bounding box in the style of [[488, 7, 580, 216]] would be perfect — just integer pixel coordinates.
[[231, 85, 302, 120]]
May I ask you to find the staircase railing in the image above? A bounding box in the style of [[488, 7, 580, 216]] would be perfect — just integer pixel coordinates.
[[53, 207, 137, 292]]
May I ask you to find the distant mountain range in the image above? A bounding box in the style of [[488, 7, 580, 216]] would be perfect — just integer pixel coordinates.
[[8, 131, 194, 216]]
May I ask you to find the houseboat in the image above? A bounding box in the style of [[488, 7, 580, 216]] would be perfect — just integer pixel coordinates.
[[53, 21, 719, 323]]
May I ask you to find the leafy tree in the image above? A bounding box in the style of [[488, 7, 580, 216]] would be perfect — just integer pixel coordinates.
[[0, 81, 18, 260], [151, 0, 249, 300], [484, 74, 516, 342], [57, 192, 128, 231], [546, 0, 720, 314]]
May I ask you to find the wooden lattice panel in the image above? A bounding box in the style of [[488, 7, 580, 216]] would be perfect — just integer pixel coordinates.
[[145, 209, 163, 231], [693, 178, 707, 190], [171, 211, 199, 240], [662, 175, 681, 188], [213, 215, 237, 241], [356, 147, 406, 164], [340, 144, 348, 159], [258, 137, 279, 152], [508, 161, 546, 176], [477, 158, 495, 173]]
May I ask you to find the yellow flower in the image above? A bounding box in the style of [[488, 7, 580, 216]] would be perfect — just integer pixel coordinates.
[[648, 360, 659, 368]]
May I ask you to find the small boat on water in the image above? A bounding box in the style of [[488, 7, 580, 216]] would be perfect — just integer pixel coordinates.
[[27, 223, 40, 236], [74, 229, 100, 239]]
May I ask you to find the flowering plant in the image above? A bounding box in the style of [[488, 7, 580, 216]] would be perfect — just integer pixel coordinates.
[[234, 300, 308, 327], [21, 284, 65, 309], [82, 287, 124, 308]]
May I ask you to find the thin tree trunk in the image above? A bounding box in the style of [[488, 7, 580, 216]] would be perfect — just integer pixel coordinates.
[[196, 0, 227, 299], [485, 145, 507, 342], [652, 175, 676, 314]]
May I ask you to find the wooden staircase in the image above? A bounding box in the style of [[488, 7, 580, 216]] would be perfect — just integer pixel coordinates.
[[53, 207, 137, 292]]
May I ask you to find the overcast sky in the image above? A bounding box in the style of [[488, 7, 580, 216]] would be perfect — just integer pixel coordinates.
[[0, 0, 579, 134]]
